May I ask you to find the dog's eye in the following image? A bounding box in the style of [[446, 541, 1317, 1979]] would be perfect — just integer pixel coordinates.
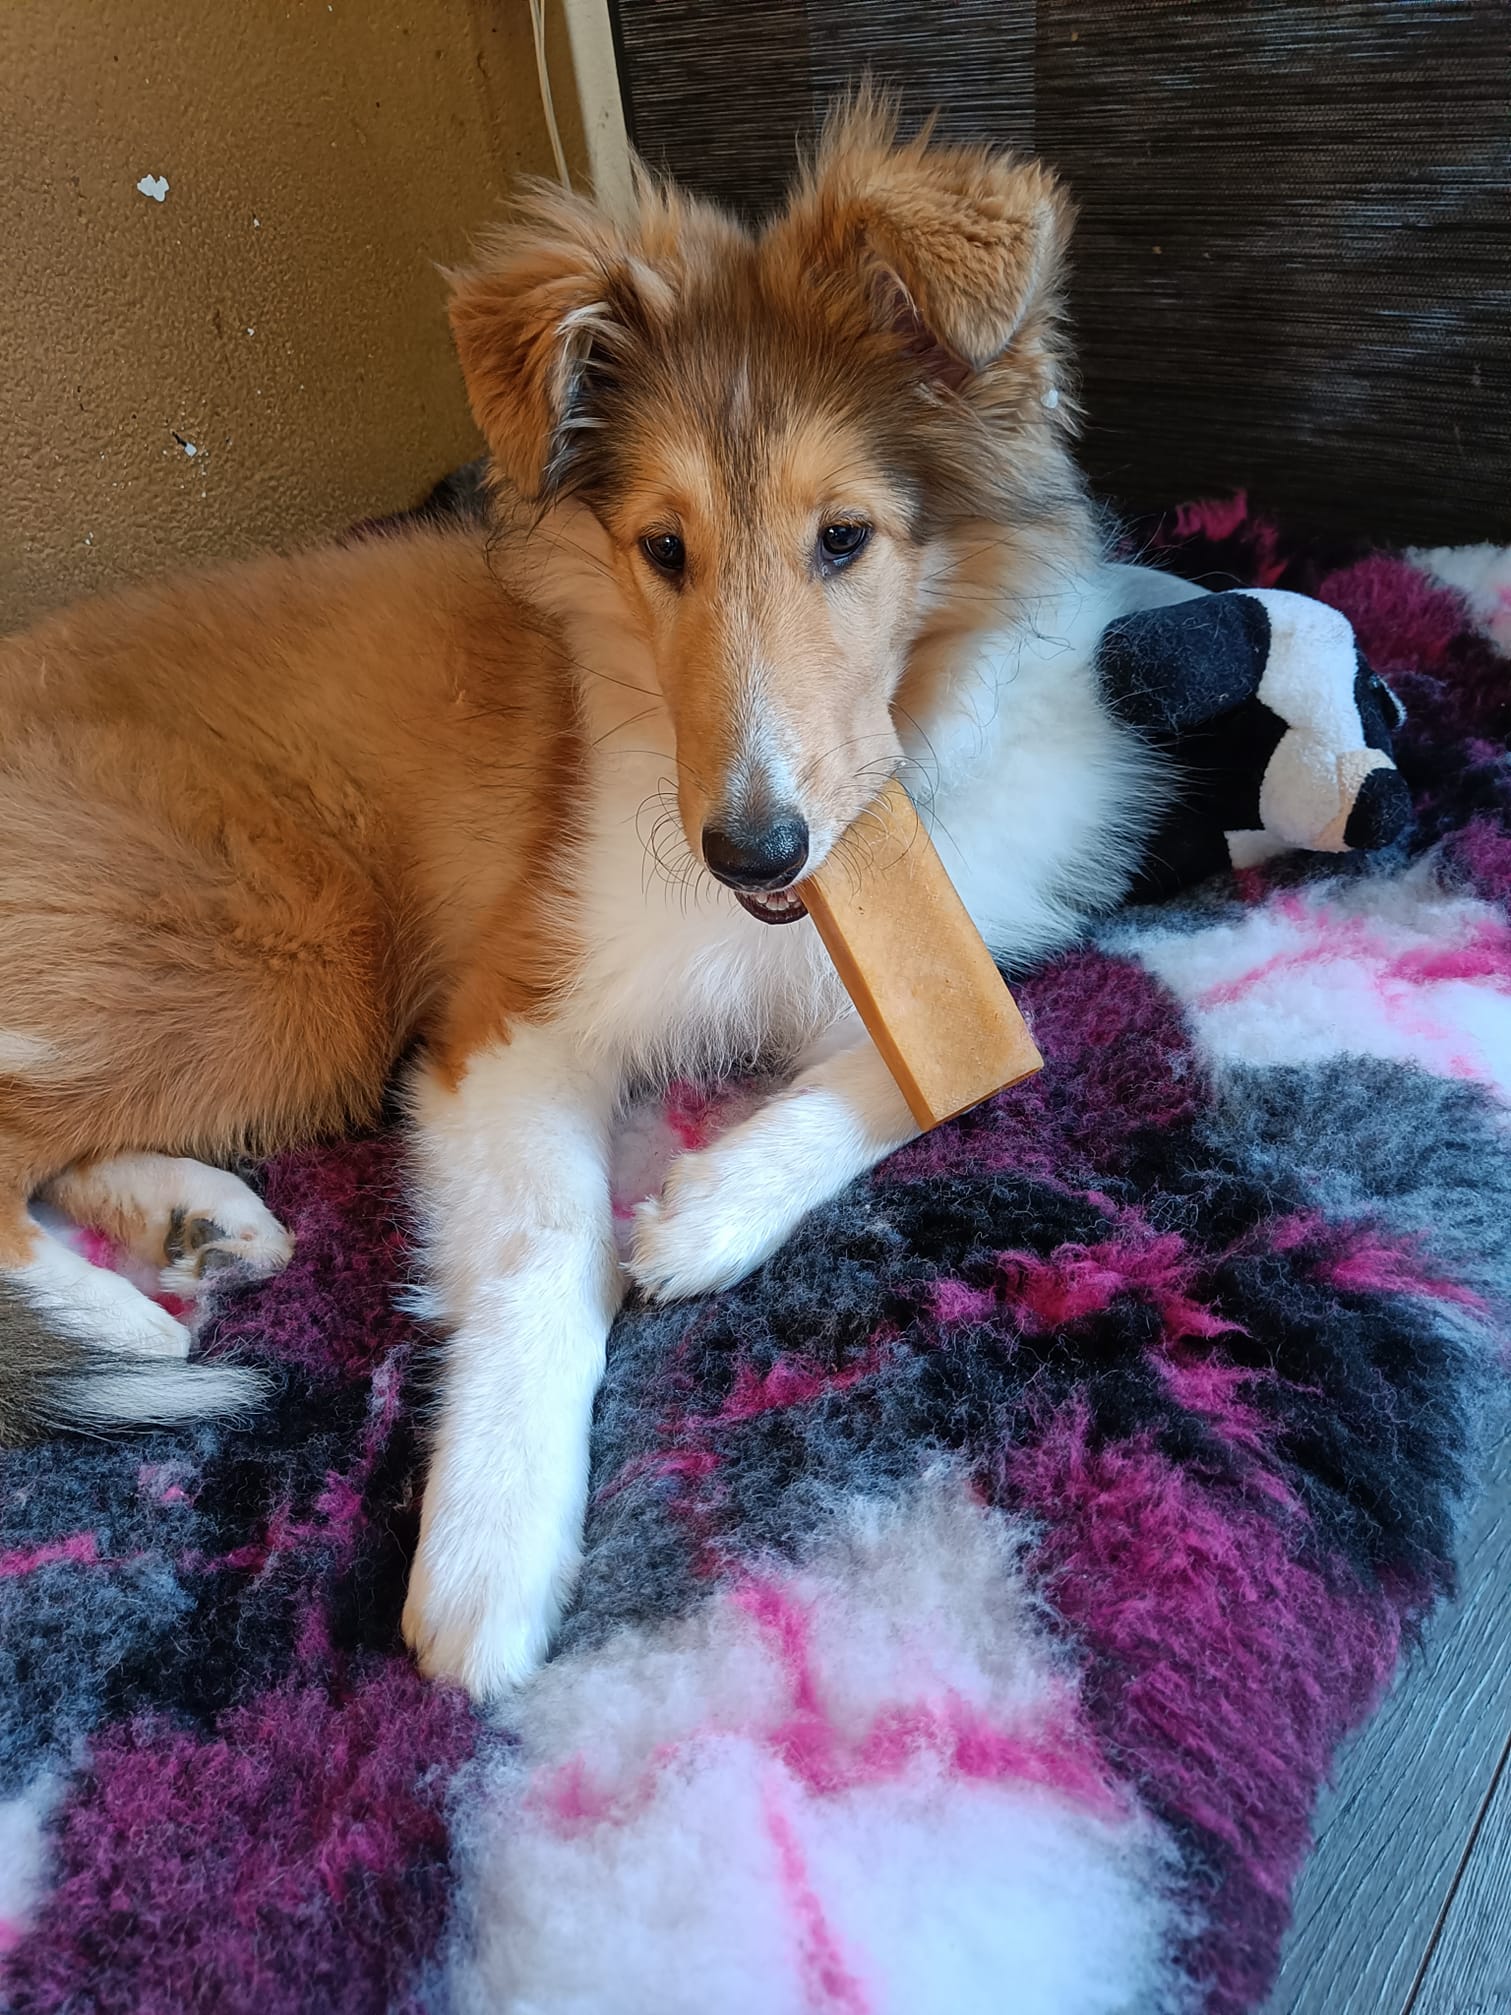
[[641, 533, 686, 577], [819, 523, 870, 567]]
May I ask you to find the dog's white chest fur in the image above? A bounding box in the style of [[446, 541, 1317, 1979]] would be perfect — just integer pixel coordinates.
[[561, 782, 842, 1078], [913, 567, 1167, 958]]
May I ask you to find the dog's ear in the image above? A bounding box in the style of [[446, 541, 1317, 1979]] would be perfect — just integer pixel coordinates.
[[770, 92, 1072, 385], [448, 190, 655, 499]]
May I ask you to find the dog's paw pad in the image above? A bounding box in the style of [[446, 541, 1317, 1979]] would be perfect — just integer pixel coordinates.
[[161, 1206, 294, 1296]]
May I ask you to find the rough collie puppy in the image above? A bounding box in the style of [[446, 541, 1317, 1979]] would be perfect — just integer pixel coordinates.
[[0, 99, 1171, 1699]]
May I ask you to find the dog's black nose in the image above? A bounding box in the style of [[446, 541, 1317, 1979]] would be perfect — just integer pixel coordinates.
[[702, 813, 810, 890]]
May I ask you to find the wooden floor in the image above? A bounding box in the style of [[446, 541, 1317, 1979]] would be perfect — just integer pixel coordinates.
[[1264, 1427, 1511, 2015]]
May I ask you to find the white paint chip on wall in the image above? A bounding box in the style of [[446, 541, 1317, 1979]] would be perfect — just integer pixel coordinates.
[[135, 174, 169, 202]]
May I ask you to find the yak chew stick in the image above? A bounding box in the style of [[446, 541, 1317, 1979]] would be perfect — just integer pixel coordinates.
[[800, 779, 1043, 1131]]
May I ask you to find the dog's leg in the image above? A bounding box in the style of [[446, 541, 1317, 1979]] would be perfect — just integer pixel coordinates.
[[401, 1024, 621, 1702], [630, 1016, 917, 1300], [41, 1154, 295, 1298]]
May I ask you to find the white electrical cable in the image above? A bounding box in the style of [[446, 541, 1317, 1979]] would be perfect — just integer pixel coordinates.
[[528, 0, 572, 189]]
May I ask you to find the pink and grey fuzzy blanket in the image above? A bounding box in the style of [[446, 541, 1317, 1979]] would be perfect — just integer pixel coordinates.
[[3, 504, 1510, 2015]]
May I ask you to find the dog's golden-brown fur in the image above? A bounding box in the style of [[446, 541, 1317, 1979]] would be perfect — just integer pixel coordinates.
[[0, 531, 573, 1216], [0, 98, 1124, 1692]]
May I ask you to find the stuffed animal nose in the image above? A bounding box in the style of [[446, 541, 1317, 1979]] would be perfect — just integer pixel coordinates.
[[1343, 765, 1412, 851], [702, 813, 810, 890]]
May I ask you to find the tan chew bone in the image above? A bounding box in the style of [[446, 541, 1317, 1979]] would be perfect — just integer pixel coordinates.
[[800, 779, 1044, 1131]]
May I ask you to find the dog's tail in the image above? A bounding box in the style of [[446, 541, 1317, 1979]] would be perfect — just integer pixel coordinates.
[[0, 1277, 268, 1448]]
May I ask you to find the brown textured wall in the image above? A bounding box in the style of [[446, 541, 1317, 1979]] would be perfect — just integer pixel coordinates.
[[0, 0, 592, 627]]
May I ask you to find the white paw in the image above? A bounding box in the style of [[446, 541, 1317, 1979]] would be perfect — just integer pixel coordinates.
[[45, 1260, 192, 1360], [628, 1147, 790, 1300], [159, 1194, 295, 1299], [401, 1497, 581, 1705], [110, 1290, 193, 1360]]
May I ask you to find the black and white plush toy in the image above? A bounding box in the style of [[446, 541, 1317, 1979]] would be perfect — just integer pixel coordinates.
[[1096, 585, 1412, 901]]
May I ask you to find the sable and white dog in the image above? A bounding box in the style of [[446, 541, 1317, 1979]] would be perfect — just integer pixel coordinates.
[[0, 101, 1178, 1700]]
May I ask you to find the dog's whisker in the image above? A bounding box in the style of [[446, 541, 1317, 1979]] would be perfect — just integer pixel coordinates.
[[590, 710, 665, 752]]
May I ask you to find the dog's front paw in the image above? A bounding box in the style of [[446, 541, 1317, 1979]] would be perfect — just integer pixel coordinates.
[[401, 1563, 552, 1704], [629, 1146, 790, 1300], [401, 1491, 581, 1705]]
